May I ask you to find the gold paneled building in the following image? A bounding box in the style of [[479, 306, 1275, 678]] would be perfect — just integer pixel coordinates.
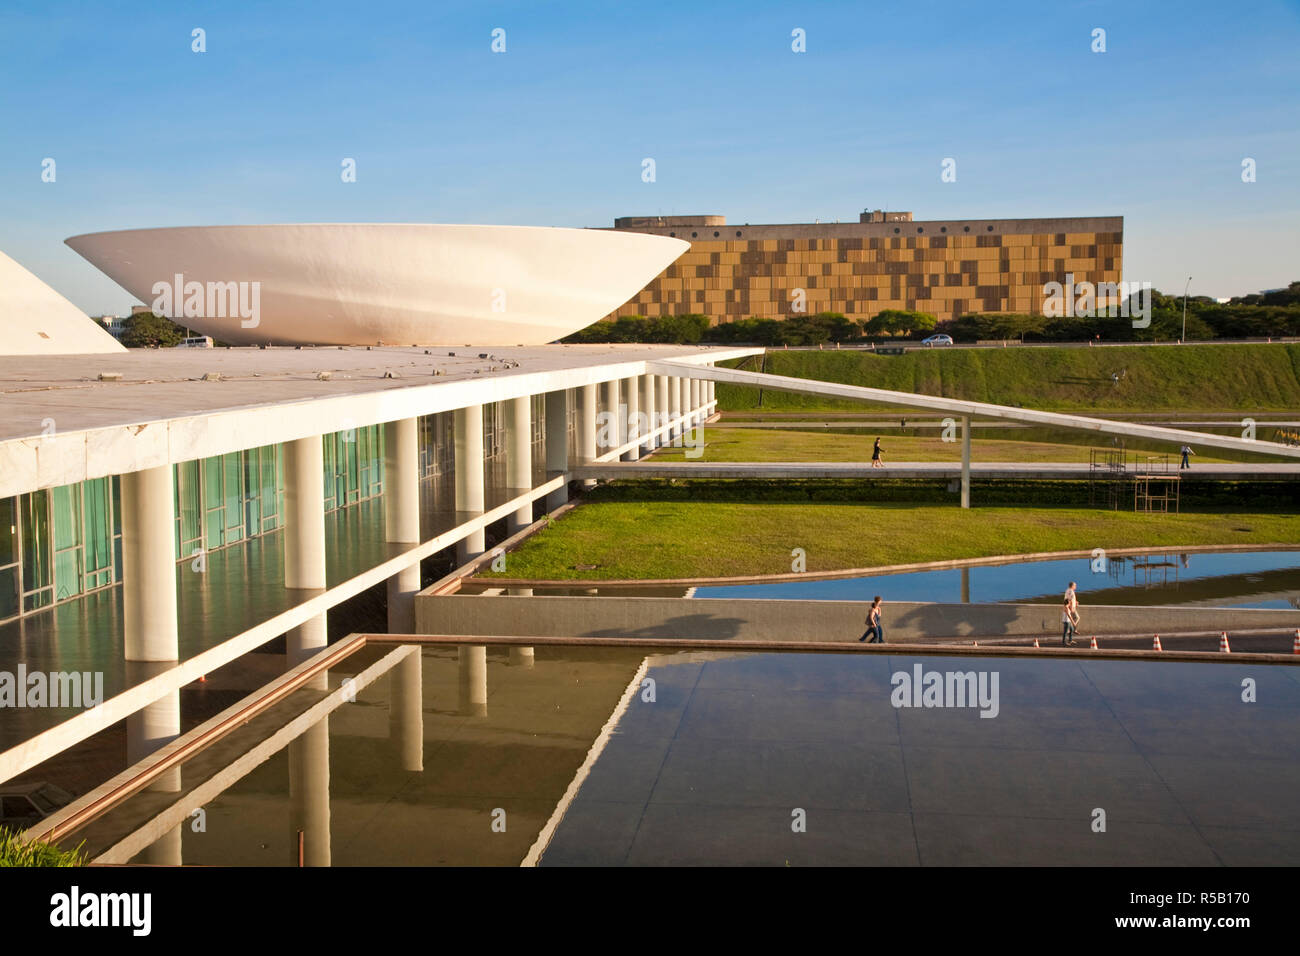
[[600, 211, 1123, 322]]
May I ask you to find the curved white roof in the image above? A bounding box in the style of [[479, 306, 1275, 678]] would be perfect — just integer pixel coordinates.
[[0, 250, 125, 355], [66, 224, 688, 347]]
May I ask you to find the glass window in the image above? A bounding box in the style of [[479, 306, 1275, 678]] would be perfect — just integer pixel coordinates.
[[0, 566, 17, 621], [82, 477, 113, 590], [0, 497, 16, 620], [51, 485, 82, 600], [243, 448, 262, 534], [21, 491, 52, 609], [223, 453, 244, 542], [176, 460, 202, 557], [322, 436, 338, 511], [0, 496, 14, 567], [203, 456, 225, 550], [260, 445, 280, 532]]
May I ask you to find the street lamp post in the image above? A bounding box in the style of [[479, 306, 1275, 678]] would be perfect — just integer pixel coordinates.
[[1181, 276, 1192, 343]]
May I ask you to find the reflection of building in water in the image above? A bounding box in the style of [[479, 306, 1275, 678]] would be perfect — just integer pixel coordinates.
[[42, 641, 662, 866], [1109, 552, 1183, 589]]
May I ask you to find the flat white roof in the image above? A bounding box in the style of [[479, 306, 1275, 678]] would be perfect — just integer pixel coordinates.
[[0, 344, 759, 497]]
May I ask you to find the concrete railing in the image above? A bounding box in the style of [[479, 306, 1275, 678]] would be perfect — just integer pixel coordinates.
[[415, 594, 1300, 644]]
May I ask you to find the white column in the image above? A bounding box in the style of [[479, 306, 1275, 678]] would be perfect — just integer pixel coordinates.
[[577, 384, 597, 488], [384, 418, 420, 634], [121, 466, 182, 862], [621, 376, 640, 461], [961, 415, 971, 510], [668, 376, 683, 444], [455, 404, 485, 563], [690, 378, 701, 425], [390, 650, 423, 772], [680, 378, 691, 433], [641, 374, 657, 452], [505, 396, 532, 535], [656, 375, 670, 447], [120, 464, 178, 662], [544, 390, 568, 511], [284, 436, 328, 668], [599, 379, 619, 456]]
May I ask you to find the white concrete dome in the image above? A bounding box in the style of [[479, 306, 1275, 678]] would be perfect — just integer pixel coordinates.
[[66, 223, 689, 347]]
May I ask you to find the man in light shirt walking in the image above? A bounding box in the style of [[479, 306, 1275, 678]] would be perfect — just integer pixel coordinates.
[[1062, 581, 1080, 646]]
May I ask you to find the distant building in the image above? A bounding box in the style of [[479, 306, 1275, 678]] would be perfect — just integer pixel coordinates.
[[94, 314, 127, 340], [602, 210, 1123, 323]]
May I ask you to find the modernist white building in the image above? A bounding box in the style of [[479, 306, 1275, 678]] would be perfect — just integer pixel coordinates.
[[65, 224, 689, 347]]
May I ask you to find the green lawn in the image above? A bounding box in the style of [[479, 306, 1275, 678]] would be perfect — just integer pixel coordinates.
[[484, 502, 1300, 580], [650, 425, 1245, 465]]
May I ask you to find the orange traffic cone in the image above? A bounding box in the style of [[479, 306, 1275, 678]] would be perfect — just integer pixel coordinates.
[[1219, 632, 1231, 653], [1153, 634, 1162, 651], [1033, 638, 1040, 648], [1089, 636, 1099, 650], [1293, 629, 1300, 655]]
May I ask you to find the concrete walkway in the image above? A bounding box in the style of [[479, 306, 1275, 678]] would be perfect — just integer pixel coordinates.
[[571, 461, 1300, 480]]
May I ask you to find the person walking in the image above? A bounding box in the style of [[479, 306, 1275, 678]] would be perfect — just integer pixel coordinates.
[[1061, 581, 1079, 646], [858, 596, 885, 643], [871, 437, 885, 468], [1179, 444, 1195, 469]]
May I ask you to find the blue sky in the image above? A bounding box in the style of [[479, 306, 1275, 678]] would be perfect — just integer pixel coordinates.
[[2, 0, 1297, 313]]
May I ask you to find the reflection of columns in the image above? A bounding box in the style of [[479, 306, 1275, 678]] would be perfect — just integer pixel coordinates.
[[458, 645, 487, 716], [621, 376, 640, 461], [599, 379, 619, 454], [961, 566, 970, 604], [285, 436, 328, 669], [385, 418, 420, 634], [577, 385, 597, 489], [390, 650, 423, 772], [656, 375, 671, 446], [141, 824, 182, 866], [641, 375, 657, 452], [961, 415, 971, 510], [505, 396, 532, 535], [544, 390, 568, 511], [127, 684, 183, 865], [506, 589, 535, 666], [455, 404, 485, 562], [289, 717, 331, 866]]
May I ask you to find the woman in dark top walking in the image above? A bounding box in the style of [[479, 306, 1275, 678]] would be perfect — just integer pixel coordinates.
[[871, 437, 884, 468], [859, 596, 884, 642]]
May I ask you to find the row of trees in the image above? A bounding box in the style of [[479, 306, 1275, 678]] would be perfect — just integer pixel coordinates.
[[563, 281, 1300, 345], [562, 309, 938, 346]]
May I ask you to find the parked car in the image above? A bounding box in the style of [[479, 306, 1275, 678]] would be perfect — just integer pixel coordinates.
[[0, 782, 74, 831], [921, 334, 954, 346]]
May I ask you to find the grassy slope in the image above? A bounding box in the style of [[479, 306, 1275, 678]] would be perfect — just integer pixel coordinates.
[[488, 503, 1300, 580], [719, 343, 1300, 413]]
